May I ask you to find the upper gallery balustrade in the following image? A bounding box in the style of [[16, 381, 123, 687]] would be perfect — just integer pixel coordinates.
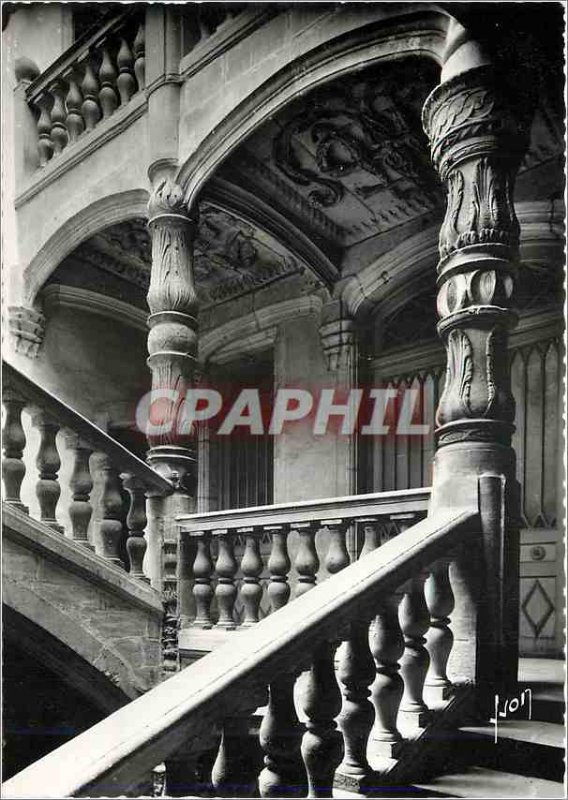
[[24, 9, 146, 167]]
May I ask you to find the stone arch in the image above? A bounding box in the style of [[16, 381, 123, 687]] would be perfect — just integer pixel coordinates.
[[340, 225, 440, 322], [2, 579, 141, 705], [24, 189, 149, 306], [177, 8, 450, 208]]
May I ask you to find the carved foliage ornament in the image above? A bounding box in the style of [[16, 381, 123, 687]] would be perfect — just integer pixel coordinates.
[[438, 158, 520, 258], [147, 177, 193, 221], [436, 323, 515, 429], [273, 63, 441, 210], [422, 66, 530, 178]]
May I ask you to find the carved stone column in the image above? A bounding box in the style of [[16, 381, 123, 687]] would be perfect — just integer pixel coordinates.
[[422, 65, 531, 702], [146, 176, 198, 489]]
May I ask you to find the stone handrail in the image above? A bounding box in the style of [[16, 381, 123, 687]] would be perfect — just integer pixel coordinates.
[[178, 488, 430, 628], [2, 360, 172, 578], [24, 8, 145, 167], [3, 501, 478, 798]]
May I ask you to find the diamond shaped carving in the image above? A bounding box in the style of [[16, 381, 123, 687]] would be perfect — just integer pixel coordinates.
[[521, 579, 554, 637]]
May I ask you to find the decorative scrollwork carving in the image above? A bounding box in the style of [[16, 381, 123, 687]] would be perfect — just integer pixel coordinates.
[[273, 62, 441, 212]]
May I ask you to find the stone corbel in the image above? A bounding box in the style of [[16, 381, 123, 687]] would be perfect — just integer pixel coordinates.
[[8, 305, 46, 358], [318, 300, 356, 372]]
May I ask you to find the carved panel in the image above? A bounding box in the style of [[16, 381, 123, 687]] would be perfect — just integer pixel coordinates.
[[50, 203, 314, 310], [235, 58, 442, 243]]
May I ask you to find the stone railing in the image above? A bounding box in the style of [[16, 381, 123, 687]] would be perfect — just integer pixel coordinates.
[[2, 361, 172, 579], [178, 488, 430, 631], [25, 9, 145, 167], [3, 498, 480, 798]]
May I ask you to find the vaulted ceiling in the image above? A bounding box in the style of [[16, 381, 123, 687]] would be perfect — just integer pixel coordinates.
[[45, 53, 564, 334]]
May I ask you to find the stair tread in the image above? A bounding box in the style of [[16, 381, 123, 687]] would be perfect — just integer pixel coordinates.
[[519, 658, 565, 687], [415, 766, 565, 798], [460, 720, 565, 748]]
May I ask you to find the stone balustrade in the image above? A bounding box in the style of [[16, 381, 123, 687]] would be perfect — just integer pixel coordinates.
[[4, 503, 478, 799], [178, 488, 430, 630], [2, 361, 172, 579], [25, 9, 145, 167]]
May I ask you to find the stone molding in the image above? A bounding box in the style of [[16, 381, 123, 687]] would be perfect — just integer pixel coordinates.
[[3, 504, 163, 615], [341, 226, 440, 320], [7, 305, 45, 358], [179, 6, 277, 81], [41, 284, 148, 332], [208, 327, 278, 366], [200, 294, 324, 364], [371, 308, 564, 379], [204, 175, 339, 285], [176, 11, 448, 209], [340, 199, 564, 323], [16, 93, 148, 210], [24, 189, 149, 305]]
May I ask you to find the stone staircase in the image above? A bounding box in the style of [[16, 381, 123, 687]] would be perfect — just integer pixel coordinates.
[[412, 658, 566, 799]]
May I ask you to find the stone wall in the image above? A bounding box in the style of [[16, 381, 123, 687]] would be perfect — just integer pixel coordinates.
[[3, 505, 163, 700]]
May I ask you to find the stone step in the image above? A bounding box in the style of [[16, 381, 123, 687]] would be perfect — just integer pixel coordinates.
[[457, 720, 565, 782], [414, 766, 566, 798], [518, 658, 565, 723]]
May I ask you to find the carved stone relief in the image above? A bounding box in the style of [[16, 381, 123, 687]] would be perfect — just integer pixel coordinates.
[[52, 204, 312, 310], [234, 58, 443, 243]]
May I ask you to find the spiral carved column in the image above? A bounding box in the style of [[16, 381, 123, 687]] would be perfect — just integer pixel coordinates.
[[146, 177, 198, 489], [422, 65, 530, 702]]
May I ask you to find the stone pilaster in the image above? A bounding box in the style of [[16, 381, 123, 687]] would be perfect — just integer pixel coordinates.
[[422, 65, 531, 705], [146, 176, 198, 490]]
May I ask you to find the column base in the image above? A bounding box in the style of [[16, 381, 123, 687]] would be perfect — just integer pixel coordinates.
[[398, 708, 431, 730], [369, 738, 404, 758], [425, 682, 454, 705]]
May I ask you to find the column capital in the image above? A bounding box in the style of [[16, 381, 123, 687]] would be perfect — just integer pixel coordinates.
[[319, 300, 357, 372], [423, 66, 531, 271], [422, 66, 530, 181], [147, 175, 197, 224]]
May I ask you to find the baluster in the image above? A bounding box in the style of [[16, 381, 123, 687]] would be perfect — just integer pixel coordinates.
[[64, 72, 84, 142], [212, 699, 263, 798], [33, 411, 62, 532], [98, 45, 118, 117], [192, 532, 214, 627], [133, 21, 145, 89], [259, 671, 306, 798], [240, 527, 263, 625], [324, 519, 350, 574], [336, 620, 375, 785], [36, 92, 53, 165], [98, 454, 124, 566], [49, 82, 68, 154], [425, 559, 454, 702], [67, 435, 93, 547], [398, 574, 430, 727], [369, 596, 404, 756], [116, 37, 136, 104], [2, 391, 28, 512], [300, 640, 343, 798], [294, 522, 319, 597], [359, 518, 379, 557], [215, 530, 238, 628], [81, 59, 101, 130], [122, 473, 148, 580], [266, 524, 291, 611]]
